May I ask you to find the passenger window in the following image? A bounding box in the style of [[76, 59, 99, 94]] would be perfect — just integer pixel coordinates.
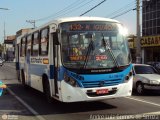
[[27, 35, 32, 54], [32, 32, 39, 56], [20, 37, 26, 57], [40, 28, 49, 55]]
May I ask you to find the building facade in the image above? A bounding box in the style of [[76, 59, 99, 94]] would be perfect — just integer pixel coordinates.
[[141, 0, 160, 69], [4, 35, 16, 61]]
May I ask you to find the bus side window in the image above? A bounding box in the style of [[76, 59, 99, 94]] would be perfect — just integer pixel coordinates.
[[20, 37, 26, 57], [27, 35, 32, 54], [31, 32, 39, 56], [40, 28, 49, 56], [20, 39, 22, 57]]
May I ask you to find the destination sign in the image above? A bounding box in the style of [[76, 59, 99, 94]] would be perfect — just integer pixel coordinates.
[[69, 23, 117, 31]]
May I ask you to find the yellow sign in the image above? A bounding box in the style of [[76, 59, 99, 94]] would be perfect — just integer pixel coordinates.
[[43, 58, 49, 64], [128, 41, 134, 48], [128, 37, 136, 49], [141, 36, 160, 47]]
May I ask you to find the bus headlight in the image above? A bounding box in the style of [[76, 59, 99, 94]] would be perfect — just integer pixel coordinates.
[[124, 71, 133, 82], [68, 77, 77, 86], [64, 73, 79, 87]]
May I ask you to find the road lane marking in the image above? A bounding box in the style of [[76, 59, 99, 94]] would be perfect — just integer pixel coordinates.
[[142, 111, 160, 115], [126, 96, 160, 107], [7, 87, 46, 120]]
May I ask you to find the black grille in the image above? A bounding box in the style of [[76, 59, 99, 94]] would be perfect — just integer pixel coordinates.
[[82, 79, 122, 88]]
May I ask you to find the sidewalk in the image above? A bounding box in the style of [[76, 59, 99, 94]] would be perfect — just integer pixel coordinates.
[[3, 62, 16, 69]]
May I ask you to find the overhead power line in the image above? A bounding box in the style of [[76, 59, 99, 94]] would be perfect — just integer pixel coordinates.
[[36, 0, 85, 21], [106, 0, 136, 18], [36, 0, 95, 22], [80, 0, 107, 16], [111, 8, 136, 19], [52, 0, 94, 19], [110, 0, 143, 19], [26, 20, 36, 28]]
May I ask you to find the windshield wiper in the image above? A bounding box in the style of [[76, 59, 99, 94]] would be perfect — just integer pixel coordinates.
[[83, 39, 94, 69], [101, 33, 119, 67]]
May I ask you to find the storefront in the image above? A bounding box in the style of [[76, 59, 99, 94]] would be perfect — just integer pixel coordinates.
[[141, 35, 160, 71]]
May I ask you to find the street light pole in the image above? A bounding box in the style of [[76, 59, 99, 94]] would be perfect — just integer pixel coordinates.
[[136, 0, 141, 63], [0, 7, 9, 59], [0, 8, 9, 10]]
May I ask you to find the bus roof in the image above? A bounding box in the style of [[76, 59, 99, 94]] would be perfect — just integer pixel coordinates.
[[38, 17, 120, 30], [16, 16, 120, 44], [38, 16, 120, 29], [55, 16, 120, 23]]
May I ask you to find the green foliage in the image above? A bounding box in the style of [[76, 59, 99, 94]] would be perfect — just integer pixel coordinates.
[[0, 44, 4, 53]]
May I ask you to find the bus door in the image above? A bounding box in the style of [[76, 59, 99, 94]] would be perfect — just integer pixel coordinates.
[[53, 32, 59, 95], [25, 48, 31, 86], [16, 44, 20, 80], [25, 35, 32, 86]]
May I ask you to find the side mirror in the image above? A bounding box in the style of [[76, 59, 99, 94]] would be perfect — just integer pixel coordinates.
[[132, 70, 136, 76]]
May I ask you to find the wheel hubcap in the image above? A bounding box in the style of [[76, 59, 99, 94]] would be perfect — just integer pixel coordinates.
[[137, 84, 143, 94]]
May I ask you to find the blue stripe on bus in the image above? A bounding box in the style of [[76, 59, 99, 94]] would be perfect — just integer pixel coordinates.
[[50, 65, 54, 79], [66, 64, 132, 88], [58, 66, 65, 81]]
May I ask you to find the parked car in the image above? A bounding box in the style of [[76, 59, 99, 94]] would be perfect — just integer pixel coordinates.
[[132, 64, 160, 95]]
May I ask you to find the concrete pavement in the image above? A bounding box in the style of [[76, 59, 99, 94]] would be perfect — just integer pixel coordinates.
[[0, 87, 38, 120]]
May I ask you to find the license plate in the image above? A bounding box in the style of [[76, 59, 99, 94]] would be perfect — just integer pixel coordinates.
[[96, 89, 108, 94]]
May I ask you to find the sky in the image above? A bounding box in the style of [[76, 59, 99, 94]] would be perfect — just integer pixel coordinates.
[[0, 0, 140, 43]]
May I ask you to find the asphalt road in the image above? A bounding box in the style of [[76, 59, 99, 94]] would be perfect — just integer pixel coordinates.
[[0, 62, 160, 120]]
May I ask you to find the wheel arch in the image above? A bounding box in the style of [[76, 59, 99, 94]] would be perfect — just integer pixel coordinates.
[[42, 73, 51, 93]]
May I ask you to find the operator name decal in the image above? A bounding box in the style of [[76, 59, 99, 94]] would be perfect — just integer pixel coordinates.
[[31, 58, 43, 64], [91, 69, 112, 73]]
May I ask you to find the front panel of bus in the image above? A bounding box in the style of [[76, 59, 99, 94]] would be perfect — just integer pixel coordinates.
[[58, 21, 133, 102]]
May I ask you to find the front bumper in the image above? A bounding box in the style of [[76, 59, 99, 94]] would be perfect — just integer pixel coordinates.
[[60, 77, 133, 102]]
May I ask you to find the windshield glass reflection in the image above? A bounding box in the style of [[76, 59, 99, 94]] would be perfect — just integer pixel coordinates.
[[60, 21, 131, 69]]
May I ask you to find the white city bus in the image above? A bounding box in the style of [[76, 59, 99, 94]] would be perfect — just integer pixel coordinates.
[[15, 17, 133, 102]]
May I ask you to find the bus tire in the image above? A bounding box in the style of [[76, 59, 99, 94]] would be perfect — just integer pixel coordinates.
[[43, 75, 52, 103]]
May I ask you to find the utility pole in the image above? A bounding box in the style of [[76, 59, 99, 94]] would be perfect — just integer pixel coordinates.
[[26, 20, 36, 28], [0, 7, 9, 59], [136, 0, 141, 63]]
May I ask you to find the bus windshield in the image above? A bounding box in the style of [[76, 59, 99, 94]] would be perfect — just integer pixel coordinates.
[[60, 21, 131, 69]]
